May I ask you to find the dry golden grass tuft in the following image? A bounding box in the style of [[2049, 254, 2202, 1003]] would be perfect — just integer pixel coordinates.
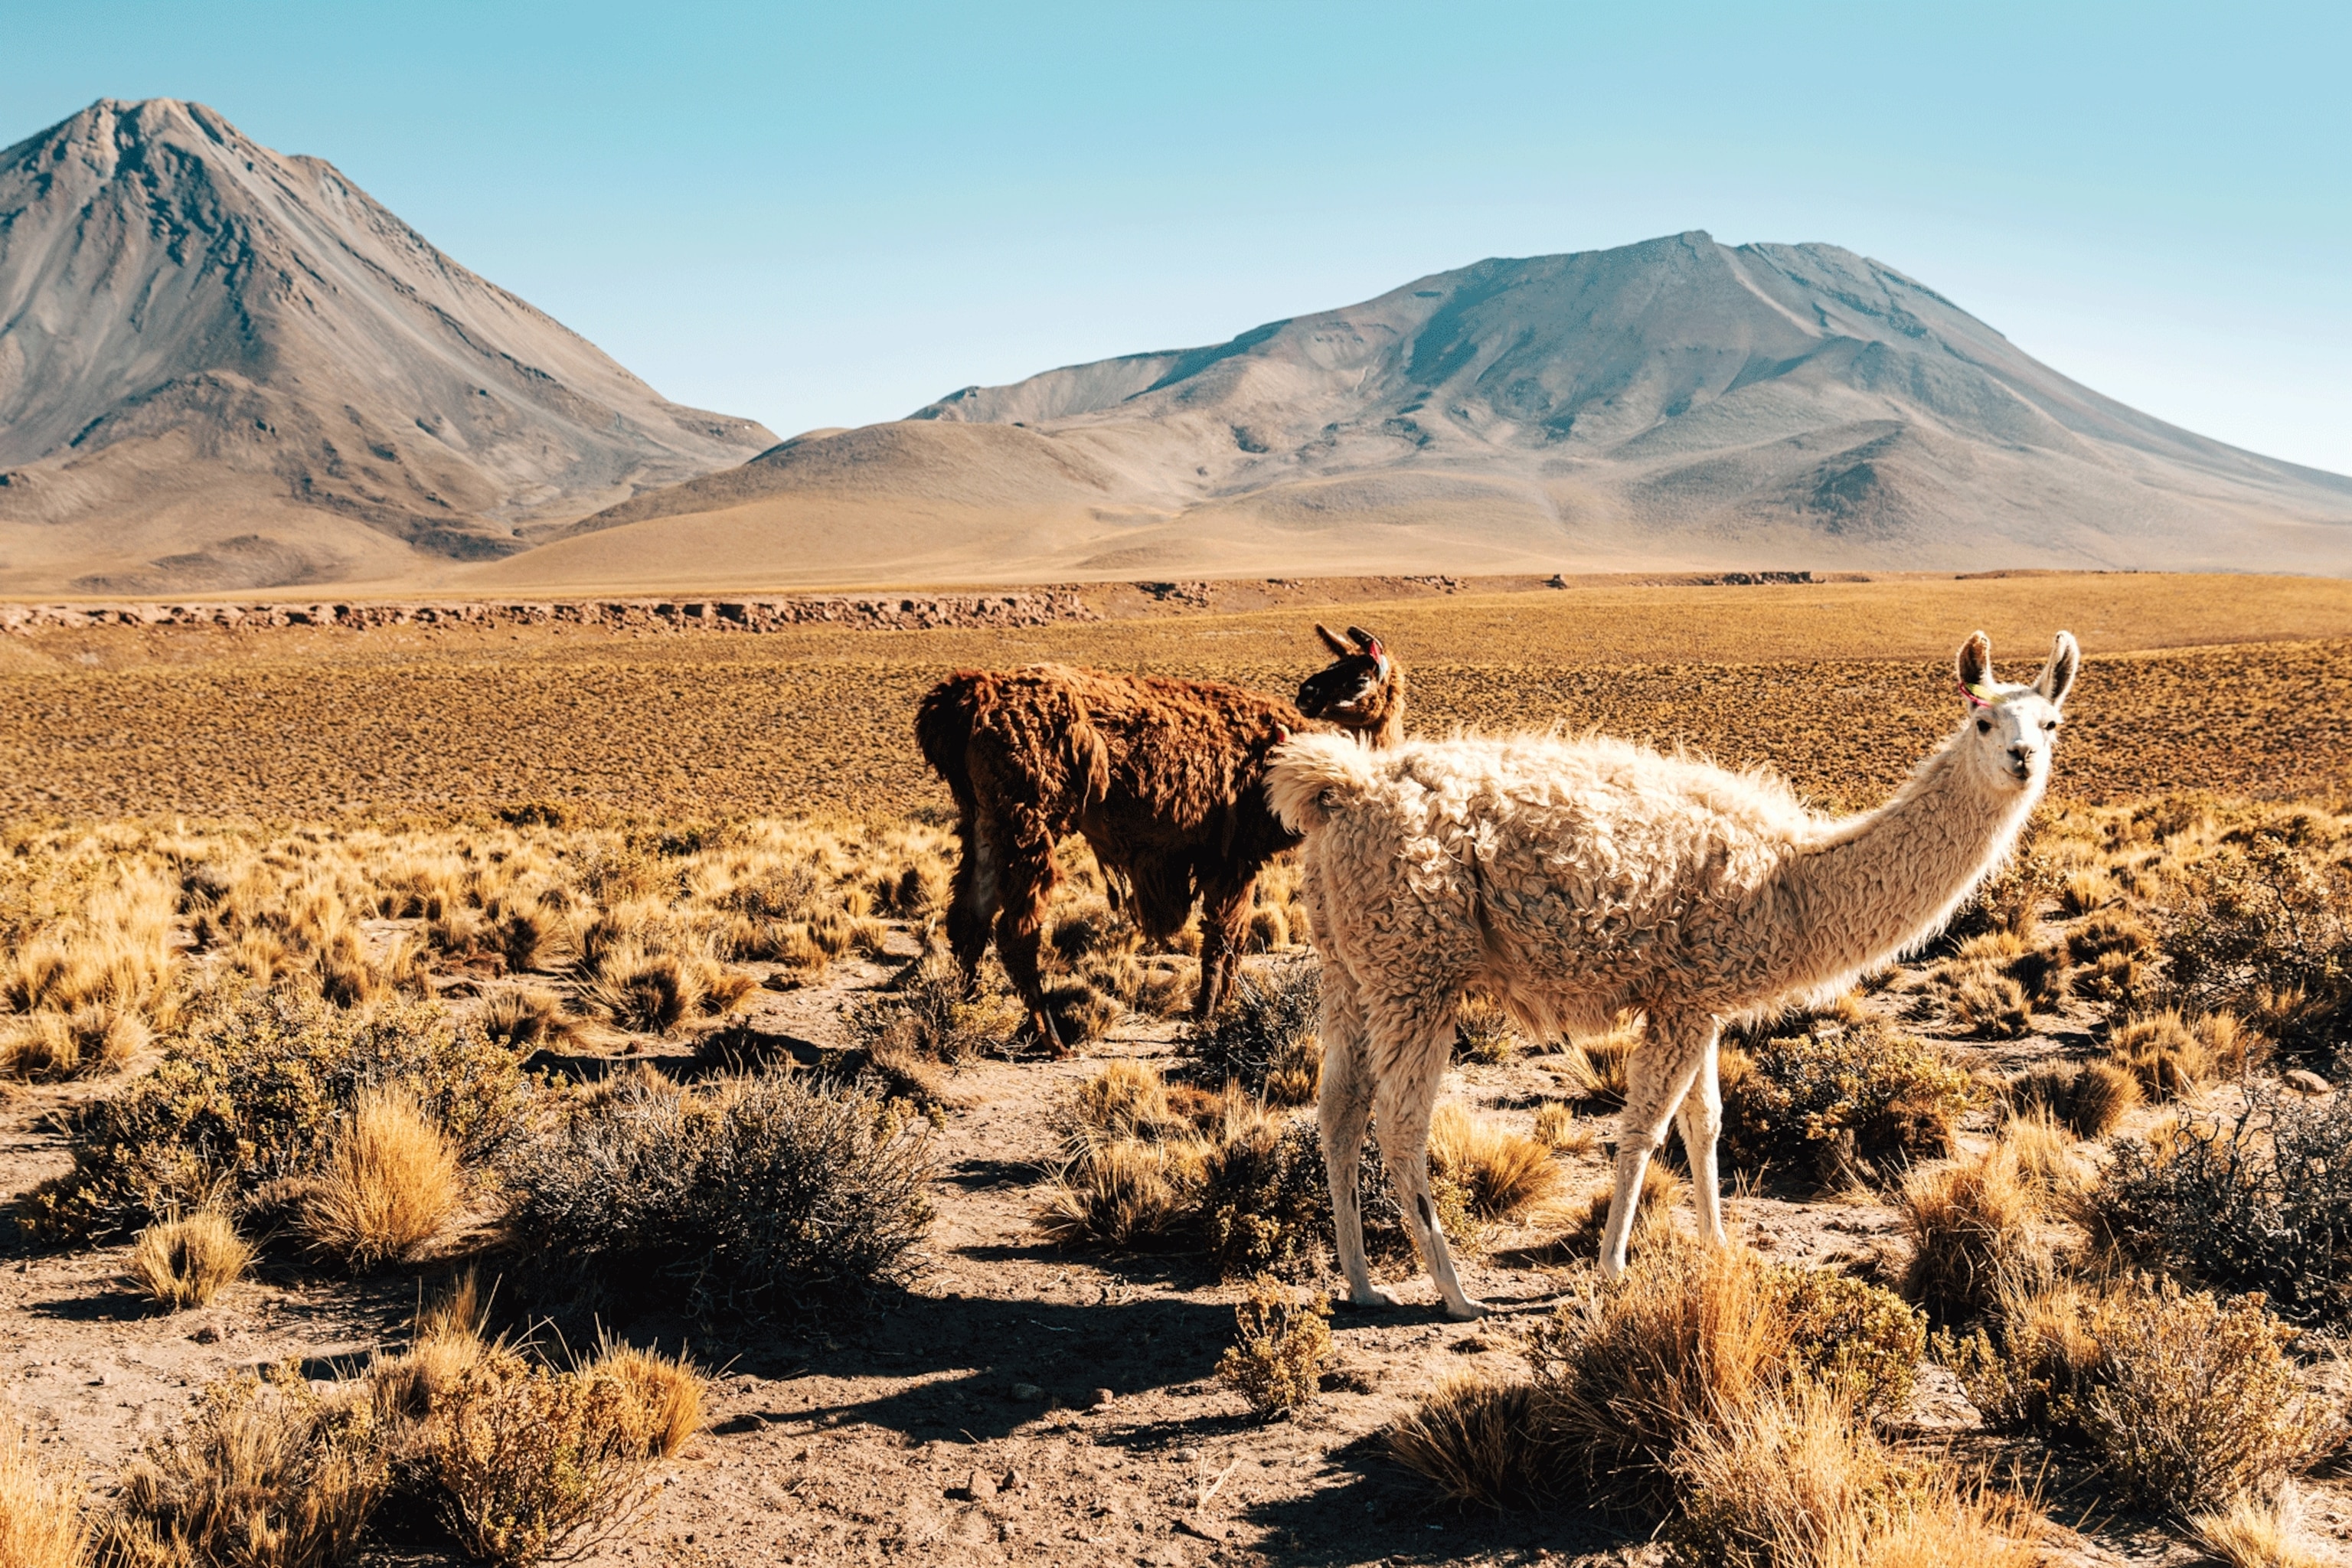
[[1549, 1161, 1688, 1257], [1665, 1379, 2047, 1568], [1896, 1125, 2072, 1324], [0, 1419, 90, 1568], [2194, 1490, 2332, 1568], [1383, 1377, 1548, 1509], [1216, 1274, 1333, 1419], [127, 1211, 252, 1310], [1428, 1100, 1560, 1221], [103, 1364, 388, 1568], [298, 1089, 462, 1270], [593, 1338, 707, 1460], [1530, 1100, 1595, 1154]]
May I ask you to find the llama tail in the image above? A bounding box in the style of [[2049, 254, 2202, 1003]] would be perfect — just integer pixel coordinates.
[[1264, 730, 1379, 832]]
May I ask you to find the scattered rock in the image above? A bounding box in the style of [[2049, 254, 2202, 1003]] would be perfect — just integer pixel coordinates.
[[1086, 1387, 1114, 1409], [186, 1318, 223, 1344], [967, 1468, 998, 1501], [2285, 1069, 2334, 1096], [1011, 1382, 1041, 1402]]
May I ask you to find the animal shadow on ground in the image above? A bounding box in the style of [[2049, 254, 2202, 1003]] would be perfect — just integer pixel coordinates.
[[648, 1286, 1243, 1446], [1235, 1431, 1639, 1566]]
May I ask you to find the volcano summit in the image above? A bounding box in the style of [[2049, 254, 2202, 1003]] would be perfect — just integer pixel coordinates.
[[0, 99, 772, 593]]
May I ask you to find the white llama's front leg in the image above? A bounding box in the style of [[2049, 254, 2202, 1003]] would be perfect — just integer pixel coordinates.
[[1371, 1003, 1485, 1320], [1674, 1029, 1728, 1249], [1599, 1013, 1713, 1280], [1318, 969, 1389, 1307]]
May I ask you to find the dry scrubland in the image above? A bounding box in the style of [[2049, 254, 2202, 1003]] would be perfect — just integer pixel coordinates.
[[1, 573, 2351, 1566], [5, 572, 2352, 818]]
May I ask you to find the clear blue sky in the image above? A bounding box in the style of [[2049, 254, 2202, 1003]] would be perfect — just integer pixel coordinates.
[[11, 2, 2349, 472]]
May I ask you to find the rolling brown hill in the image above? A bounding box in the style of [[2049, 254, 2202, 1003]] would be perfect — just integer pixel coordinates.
[[0, 99, 773, 595], [494, 233, 2352, 591]]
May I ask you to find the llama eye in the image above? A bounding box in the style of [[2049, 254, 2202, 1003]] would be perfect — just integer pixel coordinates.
[[2044, 720, 2058, 731], [1975, 720, 1991, 735]]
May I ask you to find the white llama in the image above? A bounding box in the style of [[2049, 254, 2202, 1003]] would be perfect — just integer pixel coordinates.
[[1263, 630, 2078, 1318]]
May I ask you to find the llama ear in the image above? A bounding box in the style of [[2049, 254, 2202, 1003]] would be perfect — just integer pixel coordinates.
[[1347, 626, 1390, 674], [1315, 623, 1352, 660], [2035, 632, 2079, 708], [1955, 631, 1994, 698]]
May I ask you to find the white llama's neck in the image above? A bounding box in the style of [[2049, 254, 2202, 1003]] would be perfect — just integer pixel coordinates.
[[1757, 732, 2040, 1001]]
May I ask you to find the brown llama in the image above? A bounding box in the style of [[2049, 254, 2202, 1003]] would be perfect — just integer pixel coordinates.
[[916, 625, 1405, 1051]]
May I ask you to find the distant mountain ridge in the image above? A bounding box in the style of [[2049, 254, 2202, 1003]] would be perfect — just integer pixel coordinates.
[[0, 98, 772, 593], [514, 232, 2352, 591]]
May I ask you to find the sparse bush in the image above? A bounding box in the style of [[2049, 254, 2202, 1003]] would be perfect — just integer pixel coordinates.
[[1945, 968, 2031, 1038], [2096, 1082, 2352, 1329], [1187, 958, 1321, 1106], [1524, 1239, 1919, 1513], [1939, 1266, 2108, 1437], [25, 988, 526, 1243], [1385, 1377, 1550, 1509], [103, 1365, 387, 1568], [128, 1211, 252, 1309], [845, 953, 1021, 1063], [2162, 833, 2352, 1060], [1720, 1018, 1975, 1182], [1772, 1267, 1925, 1418], [299, 1090, 462, 1270], [2106, 1008, 2230, 1096], [0, 1419, 90, 1568], [1216, 1275, 1333, 1419], [501, 1070, 934, 1319], [2083, 1278, 2341, 1516], [1948, 840, 2059, 939], [428, 1360, 652, 1568], [1199, 1114, 1465, 1279], [1941, 1269, 2341, 1516]]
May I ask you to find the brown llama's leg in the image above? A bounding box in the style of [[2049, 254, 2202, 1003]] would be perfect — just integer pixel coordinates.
[[991, 818, 1066, 1055], [1191, 877, 1253, 1019], [1674, 1029, 1728, 1249], [943, 808, 1001, 997]]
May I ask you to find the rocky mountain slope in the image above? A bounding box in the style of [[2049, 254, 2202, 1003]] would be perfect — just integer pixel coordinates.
[[0, 99, 773, 593], [508, 233, 2352, 589]]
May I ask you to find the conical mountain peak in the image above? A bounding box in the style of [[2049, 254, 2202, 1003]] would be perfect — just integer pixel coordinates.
[[0, 98, 773, 594]]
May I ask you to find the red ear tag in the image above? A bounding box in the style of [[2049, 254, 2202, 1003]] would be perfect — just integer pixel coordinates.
[[1272, 724, 1292, 744], [1959, 681, 1996, 710]]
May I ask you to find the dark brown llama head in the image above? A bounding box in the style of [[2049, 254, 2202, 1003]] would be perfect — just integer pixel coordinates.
[[1298, 624, 1405, 744]]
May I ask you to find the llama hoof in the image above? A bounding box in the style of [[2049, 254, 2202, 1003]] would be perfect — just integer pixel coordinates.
[[1443, 1298, 1489, 1322], [1348, 1285, 1398, 1308]]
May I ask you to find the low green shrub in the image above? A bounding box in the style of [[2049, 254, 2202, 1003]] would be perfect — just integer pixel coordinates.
[[1720, 1018, 1977, 1182]]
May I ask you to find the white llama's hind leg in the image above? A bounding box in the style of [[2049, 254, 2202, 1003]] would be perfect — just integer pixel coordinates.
[[1599, 1014, 1714, 1280], [1317, 970, 1389, 1307], [1369, 1003, 1485, 1320], [1674, 1031, 1729, 1249]]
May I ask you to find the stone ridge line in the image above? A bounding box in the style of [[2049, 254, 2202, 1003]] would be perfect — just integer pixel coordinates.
[[0, 592, 1099, 635]]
